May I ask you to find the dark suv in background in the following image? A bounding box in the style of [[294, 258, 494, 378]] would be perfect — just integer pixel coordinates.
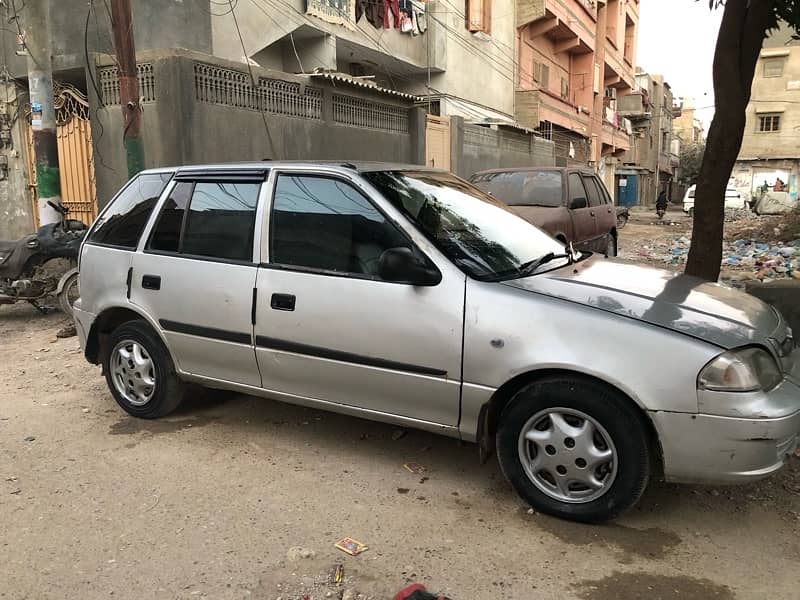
[[470, 168, 618, 256]]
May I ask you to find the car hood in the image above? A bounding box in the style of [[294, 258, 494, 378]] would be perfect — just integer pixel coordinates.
[[502, 257, 779, 349]]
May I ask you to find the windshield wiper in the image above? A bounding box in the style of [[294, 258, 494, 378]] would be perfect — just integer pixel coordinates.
[[517, 252, 573, 277]]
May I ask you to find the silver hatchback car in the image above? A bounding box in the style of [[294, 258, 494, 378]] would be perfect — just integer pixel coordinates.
[[73, 163, 800, 522]]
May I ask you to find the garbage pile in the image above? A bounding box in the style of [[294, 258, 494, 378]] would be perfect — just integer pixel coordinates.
[[628, 234, 800, 283], [721, 238, 800, 281]]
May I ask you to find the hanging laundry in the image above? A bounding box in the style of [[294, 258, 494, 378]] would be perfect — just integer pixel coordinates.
[[356, 0, 384, 27], [383, 0, 401, 28], [411, 0, 427, 34]]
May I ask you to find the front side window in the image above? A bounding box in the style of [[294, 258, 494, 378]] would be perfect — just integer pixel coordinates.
[[363, 171, 567, 281], [88, 173, 172, 248], [568, 173, 588, 208], [270, 174, 409, 277], [582, 176, 603, 207], [148, 180, 260, 261]]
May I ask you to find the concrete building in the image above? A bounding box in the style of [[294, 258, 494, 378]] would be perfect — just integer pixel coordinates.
[[514, 0, 638, 192], [733, 26, 800, 203], [672, 96, 705, 145], [0, 0, 559, 240], [617, 71, 678, 207]]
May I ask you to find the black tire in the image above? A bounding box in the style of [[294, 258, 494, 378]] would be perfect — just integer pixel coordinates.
[[103, 320, 184, 418], [496, 377, 652, 523]]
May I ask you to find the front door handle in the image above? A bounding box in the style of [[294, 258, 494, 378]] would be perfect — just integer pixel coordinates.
[[590, 211, 595, 217], [270, 293, 296, 311], [141, 274, 161, 290]]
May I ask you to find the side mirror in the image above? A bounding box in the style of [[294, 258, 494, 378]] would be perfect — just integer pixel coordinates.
[[378, 247, 442, 286], [570, 197, 588, 210]]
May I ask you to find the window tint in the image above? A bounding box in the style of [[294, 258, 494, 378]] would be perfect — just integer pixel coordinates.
[[88, 173, 171, 248], [582, 176, 603, 207], [182, 183, 260, 261], [568, 173, 588, 208], [148, 182, 192, 253], [271, 174, 408, 277]]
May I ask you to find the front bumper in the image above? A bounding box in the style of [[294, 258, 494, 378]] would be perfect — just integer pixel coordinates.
[[652, 381, 800, 484]]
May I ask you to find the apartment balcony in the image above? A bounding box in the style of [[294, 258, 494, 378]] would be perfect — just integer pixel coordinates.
[[516, 88, 591, 136], [601, 120, 631, 154], [604, 50, 634, 91], [518, 0, 597, 51], [617, 90, 651, 120]]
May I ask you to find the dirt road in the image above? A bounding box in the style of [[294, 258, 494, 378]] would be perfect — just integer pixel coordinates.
[[2, 300, 799, 599]]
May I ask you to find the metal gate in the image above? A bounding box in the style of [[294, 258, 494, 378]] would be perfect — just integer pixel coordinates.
[[617, 174, 638, 207], [425, 115, 451, 171], [26, 84, 98, 228]]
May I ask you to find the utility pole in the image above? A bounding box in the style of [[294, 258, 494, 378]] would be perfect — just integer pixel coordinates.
[[24, 0, 61, 226], [109, 0, 145, 177]]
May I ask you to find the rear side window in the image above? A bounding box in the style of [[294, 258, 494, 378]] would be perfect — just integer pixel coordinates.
[[568, 173, 588, 208], [149, 182, 192, 253], [182, 183, 260, 260], [582, 176, 603, 207], [148, 180, 261, 262], [88, 173, 172, 248]]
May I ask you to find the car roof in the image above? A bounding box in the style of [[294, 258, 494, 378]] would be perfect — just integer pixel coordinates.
[[138, 161, 446, 176], [472, 167, 593, 176]]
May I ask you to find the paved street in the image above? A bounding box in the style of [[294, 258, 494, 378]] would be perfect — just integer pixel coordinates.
[[2, 228, 800, 599]]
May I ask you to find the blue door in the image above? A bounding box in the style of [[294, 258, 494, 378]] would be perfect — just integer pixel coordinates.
[[617, 175, 638, 207]]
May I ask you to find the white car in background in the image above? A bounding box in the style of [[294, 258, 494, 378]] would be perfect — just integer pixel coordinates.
[[683, 184, 747, 216]]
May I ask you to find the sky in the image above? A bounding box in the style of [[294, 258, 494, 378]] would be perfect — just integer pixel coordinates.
[[636, 0, 723, 129]]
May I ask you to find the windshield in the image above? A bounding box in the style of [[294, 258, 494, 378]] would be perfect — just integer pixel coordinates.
[[363, 170, 567, 280], [472, 170, 563, 207]]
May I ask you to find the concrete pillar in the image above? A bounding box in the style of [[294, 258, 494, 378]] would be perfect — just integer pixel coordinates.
[[449, 115, 465, 177], [408, 107, 426, 165], [25, 0, 62, 226]]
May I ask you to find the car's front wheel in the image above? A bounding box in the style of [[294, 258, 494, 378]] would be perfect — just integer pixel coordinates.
[[103, 321, 184, 418], [496, 377, 652, 522]]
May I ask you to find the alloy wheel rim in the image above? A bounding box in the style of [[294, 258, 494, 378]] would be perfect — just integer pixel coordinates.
[[518, 407, 618, 504], [110, 340, 156, 406]]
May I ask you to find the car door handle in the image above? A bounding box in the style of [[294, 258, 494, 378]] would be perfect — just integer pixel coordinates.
[[590, 211, 595, 217], [141, 274, 161, 290], [270, 293, 296, 311]]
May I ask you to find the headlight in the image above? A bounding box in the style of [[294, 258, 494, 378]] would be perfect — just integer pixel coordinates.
[[698, 347, 782, 392]]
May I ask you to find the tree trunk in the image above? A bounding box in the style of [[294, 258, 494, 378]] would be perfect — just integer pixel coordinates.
[[684, 0, 774, 281]]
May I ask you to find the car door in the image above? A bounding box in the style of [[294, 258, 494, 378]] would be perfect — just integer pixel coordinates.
[[129, 171, 266, 387], [566, 172, 596, 251], [253, 170, 464, 426], [582, 175, 615, 252]]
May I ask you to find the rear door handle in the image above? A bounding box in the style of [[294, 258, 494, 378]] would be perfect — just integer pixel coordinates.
[[141, 274, 161, 290], [270, 293, 296, 311]]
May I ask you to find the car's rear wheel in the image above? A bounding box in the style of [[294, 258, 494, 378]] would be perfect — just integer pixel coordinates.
[[496, 377, 652, 522], [104, 320, 184, 418]]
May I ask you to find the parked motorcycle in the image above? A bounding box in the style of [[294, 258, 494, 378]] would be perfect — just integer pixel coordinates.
[[0, 201, 86, 316]]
